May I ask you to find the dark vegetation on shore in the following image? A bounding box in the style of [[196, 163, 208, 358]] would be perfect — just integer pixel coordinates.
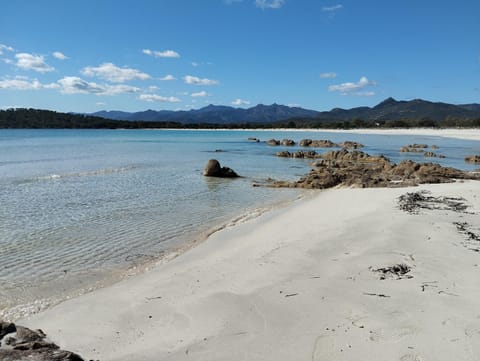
[[1, 106, 480, 129]]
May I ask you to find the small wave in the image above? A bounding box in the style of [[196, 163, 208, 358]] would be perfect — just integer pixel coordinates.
[[17, 165, 140, 184]]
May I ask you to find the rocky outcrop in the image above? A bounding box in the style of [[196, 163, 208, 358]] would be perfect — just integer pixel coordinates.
[[400, 144, 438, 153], [276, 150, 319, 159], [400, 146, 424, 153], [0, 321, 84, 361], [266, 139, 280, 146], [424, 151, 446, 158], [340, 141, 364, 149], [299, 139, 339, 148], [203, 159, 239, 178], [281, 139, 296, 146], [465, 155, 480, 164], [269, 149, 479, 189]]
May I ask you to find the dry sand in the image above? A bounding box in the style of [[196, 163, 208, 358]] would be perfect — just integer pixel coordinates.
[[21, 180, 480, 361]]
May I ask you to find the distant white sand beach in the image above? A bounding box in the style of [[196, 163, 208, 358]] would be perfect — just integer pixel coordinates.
[[22, 180, 480, 361]]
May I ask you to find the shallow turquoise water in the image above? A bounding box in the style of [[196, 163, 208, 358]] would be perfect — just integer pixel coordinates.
[[0, 129, 478, 317]]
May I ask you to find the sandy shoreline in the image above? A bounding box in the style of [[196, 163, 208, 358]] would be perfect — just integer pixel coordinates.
[[156, 127, 480, 141], [21, 180, 480, 361]]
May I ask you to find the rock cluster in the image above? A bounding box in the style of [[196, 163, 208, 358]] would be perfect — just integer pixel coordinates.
[[424, 151, 446, 158], [270, 149, 479, 189], [0, 321, 84, 361], [340, 141, 364, 149], [276, 150, 319, 159], [299, 139, 339, 148], [465, 155, 480, 164], [203, 159, 239, 178]]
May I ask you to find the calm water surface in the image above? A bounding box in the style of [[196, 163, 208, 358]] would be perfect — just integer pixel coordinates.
[[0, 129, 478, 319]]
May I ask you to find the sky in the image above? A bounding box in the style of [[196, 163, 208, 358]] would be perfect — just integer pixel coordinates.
[[0, 0, 479, 113]]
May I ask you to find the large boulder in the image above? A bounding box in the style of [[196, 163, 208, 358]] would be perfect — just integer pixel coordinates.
[[281, 139, 296, 146], [203, 159, 239, 178], [266, 139, 280, 146]]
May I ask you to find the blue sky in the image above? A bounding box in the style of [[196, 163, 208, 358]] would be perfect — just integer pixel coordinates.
[[0, 0, 479, 113]]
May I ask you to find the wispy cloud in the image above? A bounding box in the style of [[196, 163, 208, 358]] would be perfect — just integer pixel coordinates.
[[160, 74, 176, 81], [320, 72, 337, 79], [232, 98, 250, 106], [58, 76, 140, 95], [191, 91, 209, 97], [0, 76, 58, 90], [143, 49, 180, 58], [183, 75, 219, 86], [52, 51, 69, 60], [139, 94, 181, 103], [15, 53, 54, 73], [255, 0, 285, 9], [322, 4, 343, 12], [0, 44, 14, 55], [224, 0, 243, 4], [328, 76, 376, 96], [81, 63, 151, 83]]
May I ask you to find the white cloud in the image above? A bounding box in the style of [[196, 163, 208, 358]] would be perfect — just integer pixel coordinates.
[[191, 62, 199, 67], [224, 0, 243, 3], [0, 44, 14, 55], [52, 51, 69, 60], [160, 74, 176, 81], [328, 76, 376, 95], [58, 76, 140, 95], [0, 77, 58, 90], [148, 85, 160, 91], [191, 91, 209, 97], [139, 94, 181, 103], [322, 4, 343, 12], [183, 75, 219, 86], [15, 53, 54, 73], [255, 0, 285, 9], [81, 63, 151, 83], [143, 49, 180, 58], [232, 98, 250, 106], [320, 72, 337, 79]]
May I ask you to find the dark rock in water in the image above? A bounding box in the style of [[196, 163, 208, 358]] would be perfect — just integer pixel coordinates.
[[431, 145, 439, 149], [203, 159, 239, 178], [280, 139, 296, 146], [266, 139, 280, 146], [340, 141, 364, 149], [248, 137, 260, 142], [299, 139, 338, 148], [424, 151, 445, 158], [400, 146, 424, 153], [268, 149, 480, 189], [407, 143, 428, 148], [465, 155, 480, 164], [276, 150, 319, 159], [0, 321, 85, 360]]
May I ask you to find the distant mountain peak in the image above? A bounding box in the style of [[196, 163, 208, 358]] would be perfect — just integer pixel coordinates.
[[375, 97, 398, 108]]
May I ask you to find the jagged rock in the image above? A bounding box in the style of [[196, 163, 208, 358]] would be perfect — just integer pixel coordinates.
[[266, 139, 280, 146], [424, 151, 445, 158], [340, 141, 364, 149], [281, 139, 296, 146], [400, 146, 424, 153], [407, 143, 428, 148], [465, 155, 480, 164], [0, 321, 85, 361], [203, 159, 239, 178], [268, 150, 480, 189], [299, 139, 339, 148], [276, 150, 319, 159]]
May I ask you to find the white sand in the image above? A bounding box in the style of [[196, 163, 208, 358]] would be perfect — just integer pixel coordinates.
[[317, 128, 480, 141], [22, 181, 480, 361]]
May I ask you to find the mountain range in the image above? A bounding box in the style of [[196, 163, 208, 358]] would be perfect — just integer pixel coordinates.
[[92, 98, 480, 125]]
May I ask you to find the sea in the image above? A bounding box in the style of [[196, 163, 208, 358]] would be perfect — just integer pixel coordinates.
[[0, 129, 479, 320]]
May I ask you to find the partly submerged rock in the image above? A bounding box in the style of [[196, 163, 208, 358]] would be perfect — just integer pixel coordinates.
[[424, 151, 446, 158], [276, 150, 319, 159], [465, 155, 480, 164], [299, 139, 339, 148], [266, 139, 280, 146], [203, 159, 239, 178], [340, 141, 364, 149], [281, 139, 296, 146]]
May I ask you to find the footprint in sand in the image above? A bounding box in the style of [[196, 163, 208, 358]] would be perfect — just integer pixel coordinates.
[[400, 354, 424, 361]]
